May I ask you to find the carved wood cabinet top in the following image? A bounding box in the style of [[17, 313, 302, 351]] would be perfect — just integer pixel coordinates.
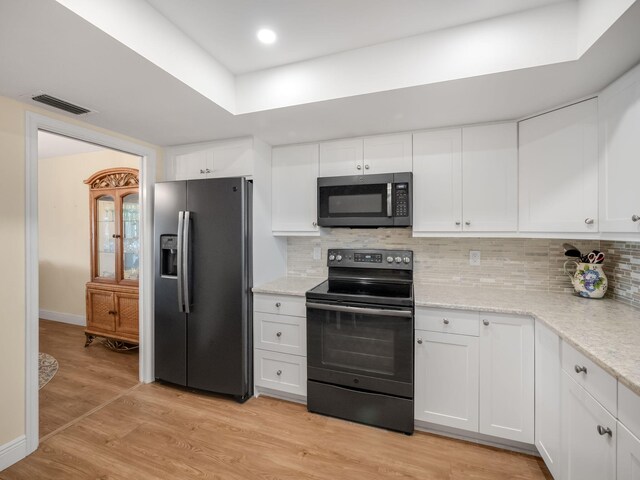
[[84, 167, 139, 190]]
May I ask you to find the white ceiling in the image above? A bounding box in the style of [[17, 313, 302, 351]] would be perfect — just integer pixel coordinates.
[[146, 0, 567, 74], [38, 131, 105, 159]]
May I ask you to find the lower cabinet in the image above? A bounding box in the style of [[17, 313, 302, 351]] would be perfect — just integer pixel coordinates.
[[561, 371, 617, 480], [253, 293, 307, 397], [414, 308, 534, 444], [618, 422, 640, 480], [414, 330, 479, 431], [85, 283, 139, 344]]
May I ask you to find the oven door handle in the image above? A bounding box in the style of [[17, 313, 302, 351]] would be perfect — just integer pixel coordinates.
[[306, 302, 412, 318]]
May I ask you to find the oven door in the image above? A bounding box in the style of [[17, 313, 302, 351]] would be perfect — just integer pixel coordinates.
[[317, 174, 394, 227], [306, 301, 413, 398]]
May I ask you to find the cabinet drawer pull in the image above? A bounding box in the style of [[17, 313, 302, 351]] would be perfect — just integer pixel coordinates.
[[199, 169, 205, 174], [108, 310, 117, 315], [417, 338, 423, 344], [276, 331, 282, 338], [465, 221, 471, 226], [584, 217, 595, 225], [275, 302, 281, 308], [482, 319, 489, 326], [357, 165, 362, 170], [455, 221, 461, 226], [276, 369, 282, 376], [443, 318, 450, 325], [574, 365, 587, 374], [596, 425, 612, 436], [632, 214, 640, 222], [365, 164, 370, 170], [112, 234, 121, 239]]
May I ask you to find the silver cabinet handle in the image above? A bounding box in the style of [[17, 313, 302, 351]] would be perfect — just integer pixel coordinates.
[[312, 221, 318, 227], [276, 331, 282, 338], [275, 302, 281, 308], [417, 338, 423, 344], [357, 164, 362, 170], [574, 365, 587, 374], [199, 169, 205, 174], [632, 214, 640, 222], [455, 221, 461, 226], [585, 218, 595, 225], [443, 318, 450, 325], [365, 164, 370, 170], [465, 221, 471, 226], [597, 425, 612, 436], [205, 168, 211, 174], [483, 319, 489, 326], [276, 370, 282, 376]]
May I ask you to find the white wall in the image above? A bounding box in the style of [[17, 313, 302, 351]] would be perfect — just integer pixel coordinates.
[[38, 149, 139, 323]]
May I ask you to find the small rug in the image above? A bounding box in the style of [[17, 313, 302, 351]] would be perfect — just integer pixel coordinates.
[[39, 352, 58, 389]]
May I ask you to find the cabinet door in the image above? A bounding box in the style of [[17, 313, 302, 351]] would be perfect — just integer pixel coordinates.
[[479, 313, 534, 443], [561, 372, 616, 480], [618, 422, 640, 480], [413, 129, 462, 233], [210, 139, 253, 178], [462, 123, 518, 232], [319, 138, 363, 177], [114, 291, 139, 338], [535, 320, 562, 479], [415, 330, 479, 432], [519, 99, 598, 233], [86, 289, 115, 332], [272, 144, 320, 235], [174, 150, 209, 180], [363, 133, 412, 174], [599, 66, 640, 233]]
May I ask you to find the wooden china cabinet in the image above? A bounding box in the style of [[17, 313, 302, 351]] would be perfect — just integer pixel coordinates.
[[84, 168, 140, 347]]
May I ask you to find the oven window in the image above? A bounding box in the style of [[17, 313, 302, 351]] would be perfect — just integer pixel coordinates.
[[319, 184, 388, 218]]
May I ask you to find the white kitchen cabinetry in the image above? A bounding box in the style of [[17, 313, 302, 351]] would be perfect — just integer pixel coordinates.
[[519, 98, 599, 233], [462, 123, 518, 232], [561, 372, 617, 480], [599, 64, 640, 233], [479, 313, 534, 443], [415, 330, 479, 432], [319, 138, 364, 177], [535, 320, 562, 479], [167, 137, 254, 180], [618, 422, 640, 480], [413, 123, 517, 234], [363, 133, 412, 174], [253, 293, 307, 397], [272, 144, 320, 236]]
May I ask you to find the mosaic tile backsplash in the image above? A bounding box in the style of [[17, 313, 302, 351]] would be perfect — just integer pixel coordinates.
[[286, 229, 640, 309]]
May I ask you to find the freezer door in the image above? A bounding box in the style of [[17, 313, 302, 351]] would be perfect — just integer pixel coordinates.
[[154, 181, 188, 386], [186, 177, 251, 396]]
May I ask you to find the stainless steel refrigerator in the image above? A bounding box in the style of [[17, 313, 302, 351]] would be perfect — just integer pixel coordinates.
[[154, 177, 252, 402]]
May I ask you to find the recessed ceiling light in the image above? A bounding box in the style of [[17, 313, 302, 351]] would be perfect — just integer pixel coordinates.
[[257, 28, 277, 45]]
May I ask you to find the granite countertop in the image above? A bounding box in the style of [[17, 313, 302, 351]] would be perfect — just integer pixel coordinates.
[[253, 276, 640, 396]]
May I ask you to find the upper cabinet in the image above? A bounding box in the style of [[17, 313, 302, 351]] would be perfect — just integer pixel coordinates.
[[519, 99, 599, 233], [599, 64, 640, 234], [272, 143, 320, 236], [166, 137, 254, 181], [413, 123, 517, 234], [318, 133, 412, 177]]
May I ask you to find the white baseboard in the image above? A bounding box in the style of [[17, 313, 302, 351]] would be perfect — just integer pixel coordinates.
[[39, 309, 86, 326], [0, 435, 26, 472]]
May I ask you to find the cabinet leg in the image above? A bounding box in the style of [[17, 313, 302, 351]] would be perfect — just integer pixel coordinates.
[[84, 334, 95, 347]]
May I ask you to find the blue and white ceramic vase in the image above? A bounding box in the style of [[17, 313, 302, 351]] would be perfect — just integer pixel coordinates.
[[563, 261, 608, 299]]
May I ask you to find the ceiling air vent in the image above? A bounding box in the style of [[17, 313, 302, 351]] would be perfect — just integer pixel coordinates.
[[31, 94, 91, 115]]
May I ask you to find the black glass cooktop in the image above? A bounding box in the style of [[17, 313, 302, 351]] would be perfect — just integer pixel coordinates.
[[306, 279, 414, 308]]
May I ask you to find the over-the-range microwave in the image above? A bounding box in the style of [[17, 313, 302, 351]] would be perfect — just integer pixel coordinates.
[[317, 172, 412, 228]]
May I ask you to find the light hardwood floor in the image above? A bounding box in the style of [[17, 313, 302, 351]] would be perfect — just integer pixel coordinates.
[[5, 378, 552, 479], [38, 319, 139, 438]]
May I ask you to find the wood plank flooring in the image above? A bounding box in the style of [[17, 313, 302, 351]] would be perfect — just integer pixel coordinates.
[[5, 378, 552, 480], [38, 319, 139, 438]]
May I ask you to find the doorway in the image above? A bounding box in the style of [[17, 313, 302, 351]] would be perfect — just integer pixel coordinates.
[[37, 131, 140, 439], [25, 112, 156, 455]]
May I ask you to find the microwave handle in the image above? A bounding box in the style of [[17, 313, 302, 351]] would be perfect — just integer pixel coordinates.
[[387, 183, 392, 217]]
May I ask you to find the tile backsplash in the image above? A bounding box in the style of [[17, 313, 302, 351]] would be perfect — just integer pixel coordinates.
[[286, 229, 640, 308]]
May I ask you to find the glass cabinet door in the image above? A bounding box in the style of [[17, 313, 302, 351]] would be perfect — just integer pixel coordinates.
[[122, 193, 139, 281], [96, 195, 116, 279]]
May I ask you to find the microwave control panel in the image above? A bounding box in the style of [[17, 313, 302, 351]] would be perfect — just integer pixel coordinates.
[[394, 183, 409, 217]]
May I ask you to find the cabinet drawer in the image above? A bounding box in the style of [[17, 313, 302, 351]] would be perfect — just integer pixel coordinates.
[[619, 383, 640, 440], [562, 341, 617, 415], [254, 349, 307, 396], [415, 307, 479, 336], [254, 312, 306, 356], [254, 293, 306, 317]]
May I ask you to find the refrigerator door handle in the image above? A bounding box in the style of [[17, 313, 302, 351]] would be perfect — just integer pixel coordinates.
[[183, 210, 192, 313], [176, 211, 185, 312]]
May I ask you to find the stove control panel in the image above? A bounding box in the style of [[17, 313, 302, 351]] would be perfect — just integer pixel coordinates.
[[327, 249, 413, 270]]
